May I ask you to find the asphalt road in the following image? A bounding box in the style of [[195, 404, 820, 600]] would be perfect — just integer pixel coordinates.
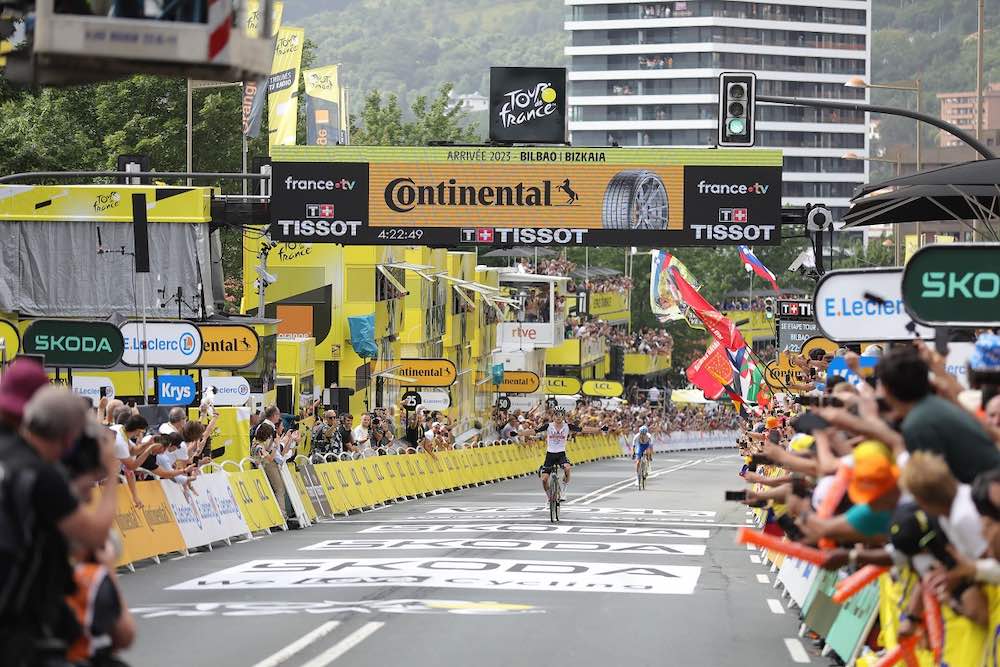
[[119, 452, 817, 667]]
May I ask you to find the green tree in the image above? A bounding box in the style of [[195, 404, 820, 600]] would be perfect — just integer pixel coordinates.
[[350, 83, 480, 145]]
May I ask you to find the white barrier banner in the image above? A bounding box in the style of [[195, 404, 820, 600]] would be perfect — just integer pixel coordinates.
[[159, 473, 250, 550], [776, 557, 818, 608], [619, 430, 739, 454], [279, 464, 313, 528]]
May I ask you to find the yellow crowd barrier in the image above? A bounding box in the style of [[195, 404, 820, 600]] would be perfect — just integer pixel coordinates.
[[95, 434, 626, 574]]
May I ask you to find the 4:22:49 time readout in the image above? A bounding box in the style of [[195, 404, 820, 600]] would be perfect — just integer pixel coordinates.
[[377, 229, 425, 240]]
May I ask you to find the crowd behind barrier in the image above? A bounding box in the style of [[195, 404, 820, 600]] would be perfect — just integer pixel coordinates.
[[99, 435, 628, 570], [736, 337, 1000, 666], [618, 430, 741, 453]]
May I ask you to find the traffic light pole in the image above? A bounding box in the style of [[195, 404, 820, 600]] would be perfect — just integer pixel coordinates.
[[757, 95, 995, 160]]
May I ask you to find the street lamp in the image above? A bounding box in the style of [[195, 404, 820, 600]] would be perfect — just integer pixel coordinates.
[[842, 151, 905, 266], [846, 77, 923, 248]]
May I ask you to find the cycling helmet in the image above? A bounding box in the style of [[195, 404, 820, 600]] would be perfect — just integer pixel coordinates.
[[638, 426, 648, 434]]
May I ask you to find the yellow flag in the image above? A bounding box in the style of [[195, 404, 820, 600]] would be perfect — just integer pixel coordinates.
[[268, 27, 305, 149], [245, 0, 284, 37], [303, 65, 347, 145]]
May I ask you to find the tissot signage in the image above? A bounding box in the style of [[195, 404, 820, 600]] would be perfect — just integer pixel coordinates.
[[816, 268, 934, 341], [269, 146, 782, 247], [902, 244, 1000, 327], [489, 67, 567, 144], [22, 320, 124, 368]]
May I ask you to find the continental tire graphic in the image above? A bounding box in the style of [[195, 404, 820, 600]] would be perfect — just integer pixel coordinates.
[[602, 170, 668, 230]]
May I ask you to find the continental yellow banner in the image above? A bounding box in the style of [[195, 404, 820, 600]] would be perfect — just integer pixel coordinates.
[[303, 65, 348, 146], [268, 27, 305, 149], [269, 146, 783, 247]]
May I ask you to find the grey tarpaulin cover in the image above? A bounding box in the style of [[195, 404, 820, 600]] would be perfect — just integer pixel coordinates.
[[0, 220, 216, 319]]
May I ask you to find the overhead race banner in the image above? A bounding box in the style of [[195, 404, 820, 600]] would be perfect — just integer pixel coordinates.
[[120, 321, 202, 367], [304, 65, 348, 146], [582, 379, 624, 398], [22, 320, 124, 368], [242, 0, 284, 138], [544, 376, 581, 395], [268, 146, 782, 246], [815, 268, 934, 341], [195, 325, 260, 369], [776, 299, 819, 354], [268, 27, 305, 149], [489, 67, 567, 144], [901, 243, 1000, 327]]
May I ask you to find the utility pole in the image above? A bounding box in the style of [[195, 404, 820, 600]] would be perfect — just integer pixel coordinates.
[[974, 0, 985, 242]]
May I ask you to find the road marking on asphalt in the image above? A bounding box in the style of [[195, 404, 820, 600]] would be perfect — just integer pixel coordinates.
[[580, 460, 706, 505], [342, 518, 743, 528], [749, 555, 761, 564], [249, 621, 341, 667], [299, 538, 708, 556], [766, 599, 785, 614], [567, 457, 724, 505], [783, 638, 811, 663], [756, 574, 770, 584], [425, 506, 717, 517], [355, 523, 712, 538], [299, 622, 384, 667], [170, 558, 704, 596]]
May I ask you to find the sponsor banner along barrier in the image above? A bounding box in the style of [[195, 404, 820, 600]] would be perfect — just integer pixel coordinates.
[[110, 482, 186, 567], [619, 430, 738, 453], [159, 473, 252, 550]]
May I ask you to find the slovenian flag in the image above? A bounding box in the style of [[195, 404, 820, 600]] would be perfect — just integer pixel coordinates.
[[738, 245, 780, 293]]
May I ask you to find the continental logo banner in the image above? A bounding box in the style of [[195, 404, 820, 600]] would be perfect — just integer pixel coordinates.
[[268, 27, 305, 149], [268, 146, 782, 247], [0, 185, 211, 223]]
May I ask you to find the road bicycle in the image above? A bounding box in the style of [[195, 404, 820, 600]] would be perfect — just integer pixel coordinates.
[[637, 455, 649, 490], [543, 466, 561, 523]]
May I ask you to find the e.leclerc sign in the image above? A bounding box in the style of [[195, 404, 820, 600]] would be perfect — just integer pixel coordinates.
[[902, 244, 1000, 327], [22, 320, 124, 368], [120, 321, 203, 367], [814, 268, 934, 342]]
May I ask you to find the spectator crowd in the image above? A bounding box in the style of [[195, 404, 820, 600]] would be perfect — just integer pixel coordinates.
[[736, 335, 1000, 663]]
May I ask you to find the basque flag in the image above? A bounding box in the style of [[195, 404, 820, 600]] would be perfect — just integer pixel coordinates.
[[738, 245, 780, 293]]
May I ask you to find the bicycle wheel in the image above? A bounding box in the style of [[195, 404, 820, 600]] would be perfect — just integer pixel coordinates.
[[549, 477, 560, 523]]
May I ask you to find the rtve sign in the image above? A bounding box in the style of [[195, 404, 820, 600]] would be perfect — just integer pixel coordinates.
[[902, 244, 1000, 327]]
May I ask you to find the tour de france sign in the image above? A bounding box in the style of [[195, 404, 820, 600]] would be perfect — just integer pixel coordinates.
[[268, 145, 782, 247], [902, 244, 1000, 327]]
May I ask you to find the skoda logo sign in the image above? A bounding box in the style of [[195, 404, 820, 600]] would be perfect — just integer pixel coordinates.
[[23, 320, 125, 368], [902, 244, 1000, 327]]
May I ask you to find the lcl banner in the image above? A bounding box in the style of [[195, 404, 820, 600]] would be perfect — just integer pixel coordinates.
[[268, 146, 782, 247]]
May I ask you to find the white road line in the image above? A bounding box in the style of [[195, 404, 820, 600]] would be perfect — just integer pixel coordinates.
[[568, 456, 716, 504], [334, 518, 747, 528], [582, 460, 704, 505], [756, 574, 770, 584], [299, 622, 384, 667], [750, 555, 761, 564], [249, 621, 341, 667], [783, 638, 811, 663], [766, 599, 785, 615]]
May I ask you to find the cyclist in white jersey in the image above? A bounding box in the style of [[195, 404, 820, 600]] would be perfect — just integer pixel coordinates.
[[534, 408, 600, 501]]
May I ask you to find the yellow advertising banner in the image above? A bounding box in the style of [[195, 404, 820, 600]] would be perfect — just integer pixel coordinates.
[[303, 65, 349, 146], [581, 379, 624, 398], [763, 353, 808, 391], [227, 469, 285, 532], [112, 482, 186, 566], [245, 0, 284, 37], [496, 370, 540, 394], [544, 376, 581, 395], [195, 325, 260, 368], [393, 358, 457, 387], [0, 319, 20, 357], [0, 185, 211, 223], [268, 27, 305, 149]]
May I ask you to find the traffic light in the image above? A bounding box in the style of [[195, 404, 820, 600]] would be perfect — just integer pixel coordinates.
[[764, 297, 774, 320], [718, 72, 756, 147]]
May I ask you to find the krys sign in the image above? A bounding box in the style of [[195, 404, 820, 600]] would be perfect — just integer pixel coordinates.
[[22, 320, 124, 368], [902, 244, 1000, 327]]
